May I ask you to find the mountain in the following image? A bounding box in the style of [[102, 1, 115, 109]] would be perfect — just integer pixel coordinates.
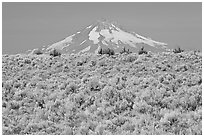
[[33, 20, 168, 54]]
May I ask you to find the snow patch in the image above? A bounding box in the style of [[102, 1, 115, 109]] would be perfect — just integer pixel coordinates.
[[80, 46, 91, 53], [27, 49, 32, 52], [64, 35, 73, 42], [99, 28, 166, 48], [111, 24, 116, 28], [62, 45, 70, 50], [104, 28, 141, 47], [135, 33, 167, 46], [89, 27, 100, 44], [86, 25, 92, 29], [135, 33, 146, 40], [102, 40, 108, 46], [111, 24, 119, 31], [47, 35, 74, 50], [100, 29, 113, 43], [70, 34, 76, 37], [95, 45, 101, 54], [80, 40, 86, 45]]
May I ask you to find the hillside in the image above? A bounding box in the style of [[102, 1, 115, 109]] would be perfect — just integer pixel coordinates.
[[2, 50, 202, 135]]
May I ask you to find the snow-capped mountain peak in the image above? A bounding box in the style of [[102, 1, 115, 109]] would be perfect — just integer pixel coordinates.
[[42, 19, 168, 54]]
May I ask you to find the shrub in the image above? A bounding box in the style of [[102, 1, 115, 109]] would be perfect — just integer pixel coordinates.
[[173, 47, 184, 53], [122, 55, 137, 62], [120, 47, 132, 54], [138, 47, 147, 55], [98, 48, 115, 56], [89, 80, 101, 91], [98, 48, 103, 54], [65, 83, 78, 94], [161, 111, 180, 126], [24, 58, 32, 64], [49, 49, 61, 57], [90, 60, 97, 67], [61, 127, 73, 135], [133, 101, 152, 114], [98, 60, 107, 67]]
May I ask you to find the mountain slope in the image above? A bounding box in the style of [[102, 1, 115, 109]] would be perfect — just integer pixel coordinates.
[[38, 20, 168, 54]]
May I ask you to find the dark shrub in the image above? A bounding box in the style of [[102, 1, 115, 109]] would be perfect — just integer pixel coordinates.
[[49, 49, 61, 57], [173, 47, 184, 53], [98, 48, 103, 54], [98, 48, 115, 56], [89, 80, 101, 91], [120, 47, 132, 54], [138, 46, 147, 55]]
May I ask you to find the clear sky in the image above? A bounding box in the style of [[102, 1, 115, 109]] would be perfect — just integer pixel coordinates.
[[2, 2, 202, 54]]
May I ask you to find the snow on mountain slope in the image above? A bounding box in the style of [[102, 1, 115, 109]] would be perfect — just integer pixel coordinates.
[[47, 34, 75, 50], [89, 27, 100, 44], [43, 20, 168, 54], [79, 46, 91, 53]]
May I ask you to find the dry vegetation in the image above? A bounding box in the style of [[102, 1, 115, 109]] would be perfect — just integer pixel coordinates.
[[2, 50, 202, 135]]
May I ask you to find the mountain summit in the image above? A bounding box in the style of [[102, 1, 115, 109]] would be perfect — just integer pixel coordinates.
[[42, 20, 168, 54]]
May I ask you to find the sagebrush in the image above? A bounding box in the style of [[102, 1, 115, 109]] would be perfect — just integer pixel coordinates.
[[2, 50, 202, 135]]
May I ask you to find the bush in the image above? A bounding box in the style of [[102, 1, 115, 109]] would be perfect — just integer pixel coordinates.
[[65, 83, 78, 94], [138, 47, 147, 55], [98, 48, 103, 54], [49, 49, 61, 57], [120, 47, 132, 54], [89, 80, 101, 91], [173, 47, 184, 53], [122, 55, 137, 63], [161, 111, 180, 126], [98, 48, 115, 56]]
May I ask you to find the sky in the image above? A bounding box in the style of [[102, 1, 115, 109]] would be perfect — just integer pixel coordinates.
[[2, 2, 202, 54]]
